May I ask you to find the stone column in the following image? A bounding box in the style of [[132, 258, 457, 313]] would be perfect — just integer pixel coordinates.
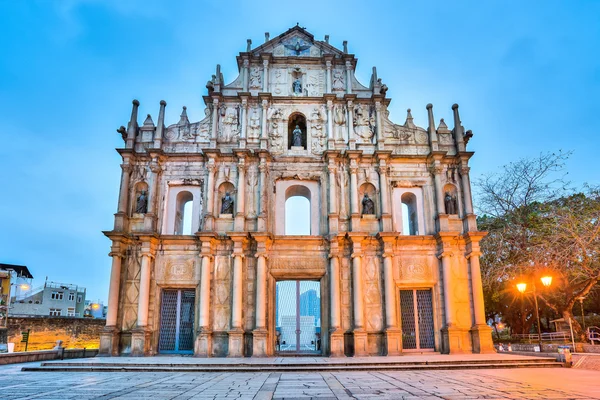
[[242, 59, 249, 91], [253, 253, 268, 356], [345, 61, 352, 94], [195, 255, 213, 356], [99, 249, 123, 356], [240, 99, 248, 149], [375, 101, 383, 148], [383, 253, 401, 354], [328, 164, 338, 215], [329, 255, 344, 356], [352, 250, 368, 355], [440, 252, 454, 328], [467, 249, 494, 353], [143, 160, 161, 232], [383, 255, 396, 329], [117, 164, 131, 214], [262, 59, 269, 92], [352, 255, 363, 329], [460, 165, 473, 215], [257, 158, 267, 231], [326, 61, 332, 93], [432, 164, 445, 215], [229, 253, 244, 356], [105, 252, 123, 327], [347, 100, 355, 150], [114, 162, 131, 231], [327, 100, 334, 144], [255, 255, 267, 330], [260, 99, 269, 150], [211, 98, 219, 147], [199, 256, 212, 329], [136, 253, 152, 328], [349, 160, 360, 230], [234, 158, 246, 231], [205, 161, 216, 230], [378, 159, 392, 231]]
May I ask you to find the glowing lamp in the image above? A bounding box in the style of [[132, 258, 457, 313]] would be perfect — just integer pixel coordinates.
[[541, 276, 552, 287], [19, 284, 30, 291], [91, 303, 100, 310], [516, 283, 527, 293]]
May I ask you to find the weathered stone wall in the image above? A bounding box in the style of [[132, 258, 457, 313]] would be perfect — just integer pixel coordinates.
[[7, 316, 104, 351]]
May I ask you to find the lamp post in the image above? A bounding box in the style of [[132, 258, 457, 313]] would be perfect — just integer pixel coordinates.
[[517, 275, 552, 349]]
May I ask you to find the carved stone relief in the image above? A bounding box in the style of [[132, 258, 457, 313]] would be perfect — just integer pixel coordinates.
[[310, 106, 327, 154], [249, 67, 262, 90], [218, 106, 240, 143], [213, 256, 231, 331], [332, 68, 345, 91], [397, 258, 433, 281], [248, 108, 261, 140], [353, 104, 375, 143], [267, 107, 284, 153], [363, 256, 383, 332]]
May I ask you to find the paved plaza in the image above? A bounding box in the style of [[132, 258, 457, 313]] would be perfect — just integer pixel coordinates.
[[1, 361, 600, 399]]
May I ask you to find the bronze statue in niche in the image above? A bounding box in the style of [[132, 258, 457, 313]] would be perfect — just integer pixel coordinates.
[[362, 194, 375, 215], [221, 192, 234, 214]]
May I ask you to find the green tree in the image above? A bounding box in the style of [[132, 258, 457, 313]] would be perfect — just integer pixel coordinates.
[[474, 152, 600, 338]]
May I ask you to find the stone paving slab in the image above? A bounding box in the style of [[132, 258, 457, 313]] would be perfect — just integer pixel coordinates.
[[1, 361, 598, 399]]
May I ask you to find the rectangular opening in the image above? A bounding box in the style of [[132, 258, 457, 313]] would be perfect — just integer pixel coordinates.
[[158, 289, 195, 354], [275, 280, 321, 354]]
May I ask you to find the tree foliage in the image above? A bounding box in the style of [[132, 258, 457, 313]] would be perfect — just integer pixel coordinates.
[[475, 152, 600, 338]]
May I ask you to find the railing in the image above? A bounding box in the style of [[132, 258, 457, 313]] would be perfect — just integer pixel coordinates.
[[511, 331, 571, 342], [588, 327, 600, 345]]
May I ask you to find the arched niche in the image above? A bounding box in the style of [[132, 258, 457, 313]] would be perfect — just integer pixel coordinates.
[[132, 181, 148, 215], [443, 183, 460, 216], [358, 182, 378, 216], [284, 185, 311, 235], [217, 181, 236, 216], [275, 180, 320, 235], [288, 113, 307, 149], [174, 191, 193, 235]]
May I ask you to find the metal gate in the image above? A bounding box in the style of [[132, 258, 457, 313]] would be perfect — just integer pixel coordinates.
[[400, 289, 435, 351], [158, 289, 195, 354], [275, 280, 321, 354]]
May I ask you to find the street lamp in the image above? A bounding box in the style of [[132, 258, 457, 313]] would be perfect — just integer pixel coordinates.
[[517, 275, 553, 348]]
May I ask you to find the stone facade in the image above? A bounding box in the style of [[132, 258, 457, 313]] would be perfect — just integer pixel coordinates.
[[99, 26, 494, 357]]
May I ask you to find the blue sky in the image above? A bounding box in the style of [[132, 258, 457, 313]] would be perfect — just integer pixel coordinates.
[[1, 1, 598, 303]]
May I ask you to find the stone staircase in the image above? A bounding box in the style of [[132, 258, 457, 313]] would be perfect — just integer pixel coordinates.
[[22, 356, 564, 372]]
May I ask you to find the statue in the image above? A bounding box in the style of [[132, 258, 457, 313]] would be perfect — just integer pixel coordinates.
[[444, 192, 457, 215], [221, 192, 234, 214], [292, 78, 302, 94], [135, 190, 148, 214], [292, 125, 303, 147], [353, 104, 375, 142], [332, 69, 344, 91], [249, 68, 261, 89], [362, 193, 375, 215]]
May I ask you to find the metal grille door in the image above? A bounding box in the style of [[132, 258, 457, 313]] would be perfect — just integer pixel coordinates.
[[159, 289, 195, 354], [400, 290, 417, 349], [400, 289, 435, 351], [275, 280, 321, 354]]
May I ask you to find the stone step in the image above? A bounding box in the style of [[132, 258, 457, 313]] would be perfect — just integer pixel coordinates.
[[37, 357, 556, 368], [23, 361, 563, 372]]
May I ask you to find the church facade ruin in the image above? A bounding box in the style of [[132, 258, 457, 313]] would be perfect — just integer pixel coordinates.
[[99, 26, 494, 357]]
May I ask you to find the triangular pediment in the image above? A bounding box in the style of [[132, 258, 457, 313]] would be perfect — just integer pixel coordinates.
[[250, 25, 344, 58]]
